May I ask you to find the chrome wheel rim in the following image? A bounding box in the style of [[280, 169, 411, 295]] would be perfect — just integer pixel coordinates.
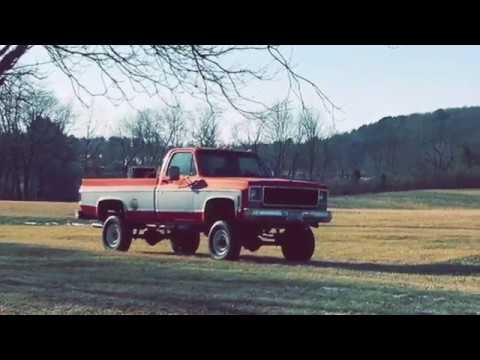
[[106, 223, 121, 248], [212, 229, 229, 256]]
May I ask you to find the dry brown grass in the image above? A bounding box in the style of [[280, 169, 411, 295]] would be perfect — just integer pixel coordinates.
[[0, 201, 78, 218]]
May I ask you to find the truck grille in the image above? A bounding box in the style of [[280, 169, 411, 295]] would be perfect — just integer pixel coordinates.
[[263, 188, 319, 207]]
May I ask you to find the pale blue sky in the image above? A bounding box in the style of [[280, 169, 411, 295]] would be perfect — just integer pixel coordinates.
[[22, 45, 480, 141]]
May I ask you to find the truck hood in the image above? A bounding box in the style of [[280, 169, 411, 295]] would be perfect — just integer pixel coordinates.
[[202, 177, 328, 191]]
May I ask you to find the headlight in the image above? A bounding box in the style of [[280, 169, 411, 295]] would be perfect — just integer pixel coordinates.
[[249, 187, 263, 202]]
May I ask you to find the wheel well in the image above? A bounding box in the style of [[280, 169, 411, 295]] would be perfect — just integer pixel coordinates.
[[204, 198, 235, 227], [97, 200, 125, 222]]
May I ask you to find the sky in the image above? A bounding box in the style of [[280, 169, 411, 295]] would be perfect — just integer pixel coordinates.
[[20, 45, 480, 141]]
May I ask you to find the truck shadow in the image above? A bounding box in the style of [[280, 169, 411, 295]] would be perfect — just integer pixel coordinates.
[[140, 251, 211, 259], [240, 255, 480, 276], [139, 250, 480, 277]]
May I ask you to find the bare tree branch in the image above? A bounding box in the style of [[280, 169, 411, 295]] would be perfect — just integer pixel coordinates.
[[1, 45, 337, 120], [191, 107, 220, 147]]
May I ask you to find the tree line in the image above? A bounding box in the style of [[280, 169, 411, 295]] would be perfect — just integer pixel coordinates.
[[2, 78, 480, 202], [318, 107, 480, 194], [0, 78, 79, 201]]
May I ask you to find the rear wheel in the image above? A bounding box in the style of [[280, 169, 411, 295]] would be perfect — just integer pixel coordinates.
[[144, 229, 162, 246], [170, 230, 200, 255], [102, 215, 132, 252], [208, 220, 241, 261], [281, 225, 315, 262]]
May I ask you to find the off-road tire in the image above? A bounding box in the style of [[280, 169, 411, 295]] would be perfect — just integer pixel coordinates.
[[170, 230, 200, 255], [144, 229, 162, 247], [102, 215, 132, 252], [208, 220, 241, 261], [280, 225, 315, 262]]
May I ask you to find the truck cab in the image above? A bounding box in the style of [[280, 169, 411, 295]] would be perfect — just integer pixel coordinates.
[[78, 147, 332, 262]]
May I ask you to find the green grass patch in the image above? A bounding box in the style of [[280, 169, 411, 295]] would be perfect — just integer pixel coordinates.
[[330, 189, 480, 209]]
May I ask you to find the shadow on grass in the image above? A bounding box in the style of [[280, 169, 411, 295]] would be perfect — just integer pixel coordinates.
[[140, 250, 480, 276], [1, 242, 480, 314], [0, 242, 343, 314], [140, 251, 210, 258], [239, 255, 480, 276]]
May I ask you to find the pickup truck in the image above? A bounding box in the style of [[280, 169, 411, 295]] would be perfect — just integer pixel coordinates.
[[78, 147, 332, 261]]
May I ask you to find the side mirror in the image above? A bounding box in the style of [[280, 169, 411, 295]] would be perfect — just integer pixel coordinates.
[[168, 166, 180, 181]]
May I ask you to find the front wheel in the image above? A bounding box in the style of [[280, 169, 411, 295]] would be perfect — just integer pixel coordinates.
[[102, 215, 132, 252], [208, 221, 241, 261], [280, 225, 315, 262]]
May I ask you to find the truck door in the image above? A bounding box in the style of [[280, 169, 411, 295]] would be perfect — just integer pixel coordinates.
[[155, 151, 198, 223]]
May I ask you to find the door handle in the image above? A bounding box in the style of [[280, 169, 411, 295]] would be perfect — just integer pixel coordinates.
[[190, 180, 207, 189]]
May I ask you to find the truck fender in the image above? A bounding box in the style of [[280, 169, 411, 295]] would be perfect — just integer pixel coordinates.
[[202, 195, 240, 222], [96, 197, 127, 219]]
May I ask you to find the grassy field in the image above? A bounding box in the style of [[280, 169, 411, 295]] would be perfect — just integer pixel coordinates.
[[0, 200, 78, 218], [330, 189, 480, 209], [1, 192, 480, 314]]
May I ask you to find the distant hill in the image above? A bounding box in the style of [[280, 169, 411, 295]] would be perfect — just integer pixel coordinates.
[[342, 106, 480, 149], [318, 106, 480, 194]]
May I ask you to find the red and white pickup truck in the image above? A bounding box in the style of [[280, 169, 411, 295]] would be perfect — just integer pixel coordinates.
[[78, 147, 332, 261]]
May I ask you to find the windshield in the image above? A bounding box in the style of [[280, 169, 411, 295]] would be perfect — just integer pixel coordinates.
[[196, 150, 271, 178]]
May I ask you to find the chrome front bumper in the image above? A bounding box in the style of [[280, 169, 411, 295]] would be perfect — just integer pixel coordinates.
[[242, 208, 332, 224]]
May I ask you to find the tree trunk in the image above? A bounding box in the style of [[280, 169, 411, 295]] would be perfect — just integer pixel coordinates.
[[0, 45, 31, 86]]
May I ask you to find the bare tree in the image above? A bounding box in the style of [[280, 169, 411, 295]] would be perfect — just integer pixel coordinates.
[[424, 140, 455, 173], [299, 107, 322, 180], [118, 104, 187, 172], [0, 77, 28, 198], [366, 141, 387, 175], [191, 108, 220, 147], [231, 115, 266, 153], [122, 109, 166, 167], [288, 116, 306, 179], [115, 123, 139, 175], [264, 101, 294, 177], [0, 45, 337, 116], [78, 99, 103, 175], [161, 104, 187, 148], [421, 110, 455, 174], [25, 90, 73, 199]]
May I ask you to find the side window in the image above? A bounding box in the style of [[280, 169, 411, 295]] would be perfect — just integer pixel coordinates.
[[168, 152, 196, 177]]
